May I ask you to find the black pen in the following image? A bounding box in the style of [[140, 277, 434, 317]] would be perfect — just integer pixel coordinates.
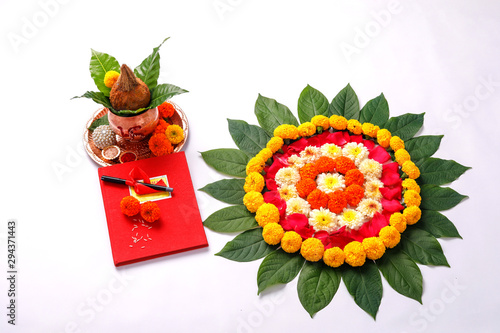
[[101, 175, 174, 192]]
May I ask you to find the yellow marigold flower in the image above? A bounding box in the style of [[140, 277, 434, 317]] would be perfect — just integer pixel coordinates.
[[243, 191, 264, 213], [297, 122, 316, 137], [300, 237, 325, 262], [344, 241, 366, 267], [273, 124, 299, 140], [404, 189, 421, 207], [402, 178, 420, 194], [311, 115, 330, 130], [376, 128, 391, 148], [347, 119, 363, 135], [256, 147, 273, 162], [402, 161, 420, 179], [262, 223, 284, 245], [266, 136, 284, 153], [244, 172, 265, 193], [390, 136, 405, 152], [395, 149, 411, 166], [323, 247, 345, 268], [389, 212, 407, 233], [255, 203, 280, 227], [281, 231, 302, 253], [165, 124, 184, 145], [361, 122, 377, 137], [104, 70, 120, 88], [403, 206, 422, 225], [246, 156, 266, 175], [329, 115, 348, 130], [379, 226, 401, 248], [362, 237, 386, 260]]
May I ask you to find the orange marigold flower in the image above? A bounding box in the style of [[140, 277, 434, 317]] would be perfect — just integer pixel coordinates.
[[296, 178, 317, 198], [345, 169, 365, 187], [402, 178, 420, 193], [299, 163, 319, 180], [243, 191, 265, 213], [315, 156, 336, 174], [273, 124, 299, 140], [158, 101, 176, 118], [300, 237, 325, 262], [311, 115, 330, 130], [377, 128, 392, 148], [297, 122, 316, 137], [246, 156, 266, 175], [120, 196, 140, 216], [344, 241, 366, 267], [389, 212, 407, 233], [140, 201, 161, 222], [362, 237, 385, 260], [104, 70, 120, 88], [255, 203, 280, 227], [256, 148, 273, 162], [327, 190, 348, 214], [347, 119, 363, 135], [379, 226, 401, 248], [244, 172, 265, 193], [266, 136, 284, 153], [395, 149, 411, 166], [281, 231, 302, 253], [345, 184, 364, 206], [329, 115, 348, 130], [165, 124, 184, 145], [334, 156, 356, 174], [361, 122, 377, 137], [402, 161, 420, 179], [307, 189, 329, 210], [149, 133, 173, 156], [323, 247, 345, 268], [390, 136, 405, 151], [403, 206, 422, 225], [154, 119, 170, 134], [404, 189, 421, 207], [262, 223, 284, 245]]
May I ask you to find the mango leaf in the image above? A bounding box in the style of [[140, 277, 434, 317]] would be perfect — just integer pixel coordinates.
[[414, 210, 462, 239], [204, 205, 258, 233], [199, 179, 245, 205], [148, 83, 188, 110], [297, 85, 329, 123], [73, 91, 113, 110], [134, 37, 169, 90], [88, 114, 109, 131], [342, 261, 382, 319], [420, 184, 468, 211], [257, 249, 305, 294], [216, 228, 276, 262], [89, 49, 120, 97], [255, 94, 299, 136], [201, 148, 250, 178], [359, 93, 389, 126], [405, 135, 443, 160], [328, 83, 360, 120], [227, 119, 271, 156], [417, 158, 470, 185], [297, 261, 341, 317], [377, 249, 423, 303], [401, 228, 449, 266], [384, 113, 424, 141]]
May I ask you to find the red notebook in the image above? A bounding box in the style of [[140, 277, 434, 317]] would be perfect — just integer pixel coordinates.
[[98, 152, 208, 266]]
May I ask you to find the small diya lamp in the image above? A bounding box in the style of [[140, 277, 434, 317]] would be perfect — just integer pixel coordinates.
[[101, 145, 120, 160]]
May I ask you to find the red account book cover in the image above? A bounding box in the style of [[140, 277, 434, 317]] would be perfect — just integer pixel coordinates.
[[98, 152, 208, 266]]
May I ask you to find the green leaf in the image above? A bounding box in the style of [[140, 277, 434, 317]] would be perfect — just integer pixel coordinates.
[[215, 228, 276, 262], [134, 37, 169, 90], [203, 205, 258, 233], [328, 83, 360, 120], [417, 158, 470, 186], [199, 179, 246, 205], [201, 149, 250, 178], [88, 114, 109, 131], [73, 91, 113, 110], [227, 119, 271, 156], [342, 261, 382, 319], [148, 83, 189, 110], [405, 135, 443, 160], [359, 93, 389, 126], [89, 49, 120, 97], [257, 249, 305, 294], [254, 94, 299, 136], [384, 113, 424, 141], [401, 228, 449, 266], [297, 85, 329, 124], [415, 210, 462, 238], [377, 249, 423, 303], [297, 261, 341, 317], [420, 184, 468, 211]]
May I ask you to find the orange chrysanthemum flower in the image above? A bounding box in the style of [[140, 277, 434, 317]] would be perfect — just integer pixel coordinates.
[[307, 189, 329, 210], [345, 169, 365, 187], [334, 156, 356, 174], [154, 119, 170, 134], [140, 201, 161, 222], [149, 133, 173, 156], [327, 190, 348, 214], [158, 101, 175, 118], [299, 163, 319, 180], [120, 196, 140, 216], [315, 156, 336, 174], [296, 178, 317, 198], [345, 184, 364, 206]]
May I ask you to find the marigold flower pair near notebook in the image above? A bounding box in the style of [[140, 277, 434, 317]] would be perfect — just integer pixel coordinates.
[[120, 196, 160, 222]]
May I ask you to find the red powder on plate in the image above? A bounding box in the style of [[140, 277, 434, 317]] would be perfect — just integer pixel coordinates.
[[120, 152, 136, 163]]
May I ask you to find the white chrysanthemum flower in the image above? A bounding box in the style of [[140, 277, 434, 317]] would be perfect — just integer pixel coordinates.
[[342, 142, 369, 166], [364, 179, 384, 201], [337, 209, 364, 230], [286, 197, 311, 217], [287, 154, 305, 170], [317, 173, 345, 193], [275, 167, 300, 187], [299, 146, 321, 164], [308, 208, 338, 233], [359, 159, 383, 180], [320, 143, 342, 159], [278, 184, 298, 201], [357, 198, 382, 219]]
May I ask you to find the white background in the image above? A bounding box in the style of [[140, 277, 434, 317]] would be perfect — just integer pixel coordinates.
[[0, 0, 498, 332]]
